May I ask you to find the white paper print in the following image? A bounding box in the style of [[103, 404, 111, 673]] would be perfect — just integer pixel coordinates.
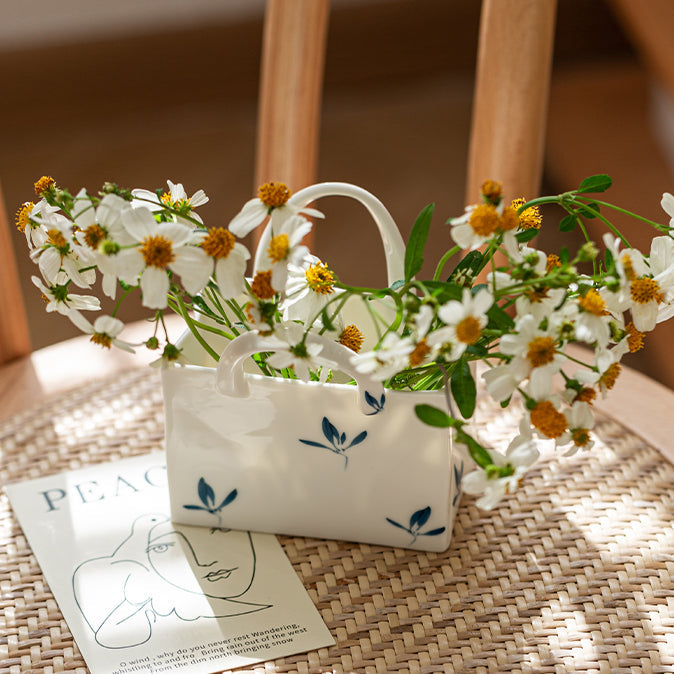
[[5, 453, 334, 674]]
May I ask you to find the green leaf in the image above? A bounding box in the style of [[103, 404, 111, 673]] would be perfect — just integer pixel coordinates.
[[417, 280, 463, 304], [576, 201, 600, 219], [486, 303, 515, 331], [516, 228, 539, 243], [560, 246, 569, 264], [450, 358, 476, 419], [415, 404, 455, 428], [559, 214, 577, 232], [404, 203, 434, 282], [578, 174, 612, 193], [448, 249, 484, 283]]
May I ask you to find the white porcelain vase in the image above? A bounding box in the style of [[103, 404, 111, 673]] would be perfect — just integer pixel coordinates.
[[161, 183, 466, 551]]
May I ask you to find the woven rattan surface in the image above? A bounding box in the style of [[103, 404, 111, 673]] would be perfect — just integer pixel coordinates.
[[2, 368, 674, 674]]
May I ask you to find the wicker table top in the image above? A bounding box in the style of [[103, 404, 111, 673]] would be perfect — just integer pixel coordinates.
[[2, 367, 674, 674]]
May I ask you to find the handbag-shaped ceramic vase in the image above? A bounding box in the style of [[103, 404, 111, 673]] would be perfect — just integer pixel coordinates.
[[162, 183, 466, 551]]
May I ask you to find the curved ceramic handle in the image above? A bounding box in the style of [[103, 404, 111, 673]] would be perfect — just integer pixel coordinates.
[[253, 182, 406, 287], [215, 331, 385, 416]]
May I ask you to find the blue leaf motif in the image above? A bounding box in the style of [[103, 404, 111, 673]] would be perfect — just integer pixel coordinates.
[[410, 506, 431, 530], [300, 418, 368, 469], [385, 517, 409, 531], [217, 488, 238, 511], [185, 478, 239, 527], [365, 391, 386, 415], [387, 505, 445, 545], [299, 439, 331, 449], [198, 477, 215, 508], [322, 417, 339, 445], [453, 461, 465, 507], [422, 527, 447, 537]]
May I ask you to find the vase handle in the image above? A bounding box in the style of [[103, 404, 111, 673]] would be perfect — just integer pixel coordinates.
[[253, 181, 406, 287], [215, 331, 385, 415]]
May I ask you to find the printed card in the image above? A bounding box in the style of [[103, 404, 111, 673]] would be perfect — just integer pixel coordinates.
[[5, 452, 334, 673]]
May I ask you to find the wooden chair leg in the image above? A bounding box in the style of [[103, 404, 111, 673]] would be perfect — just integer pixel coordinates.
[[0, 184, 32, 363], [255, 0, 330, 194], [466, 0, 557, 204]]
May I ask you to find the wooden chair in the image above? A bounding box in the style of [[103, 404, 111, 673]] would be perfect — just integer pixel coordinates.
[[254, 0, 556, 219], [0, 0, 556, 366], [0, 184, 31, 364]]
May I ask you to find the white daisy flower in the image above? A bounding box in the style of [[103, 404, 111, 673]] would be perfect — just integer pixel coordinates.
[[132, 180, 209, 224], [116, 207, 211, 309], [350, 332, 415, 381], [228, 181, 324, 237], [260, 215, 313, 293], [72, 192, 134, 299], [482, 358, 529, 402], [258, 322, 332, 381], [461, 420, 539, 509], [200, 226, 251, 300], [67, 311, 135, 352], [29, 212, 94, 289], [281, 254, 337, 327], [436, 287, 493, 347], [448, 201, 518, 251], [556, 401, 595, 456], [31, 273, 100, 315], [499, 313, 565, 378]]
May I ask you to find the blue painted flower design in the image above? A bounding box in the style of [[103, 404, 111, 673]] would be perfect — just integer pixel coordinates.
[[386, 506, 446, 545], [364, 390, 386, 415], [453, 461, 464, 507], [183, 477, 238, 527], [299, 417, 367, 469]]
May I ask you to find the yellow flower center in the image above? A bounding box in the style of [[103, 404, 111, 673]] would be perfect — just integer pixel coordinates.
[[305, 262, 335, 295], [140, 235, 175, 269], [34, 175, 55, 195], [455, 315, 482, 344], [250, 270, 276, 299], [599, 363, 621, 390], [258, 182, 291, 208], [160, 192, 172, 206], [84, 224, 106, 249], [574, 387, 597, 405], [571, 428, 591, 447], [630, 277, 663, 304], [530, 400, 567, 439], [47, 228, 68, 250], [90, 333, 113, 348], [546, 254, 561, 273], [480, 179, 502, 204], [202, 227, 235, 259], [498, 206, 519, 232], [339, 324, 365, 353], [524, 286, 549, 304], [409, 339, 431, 367], [268, 233, 290, 263], [626, 321, 645, 353], [526, 336, 556, 368], [578, 289, 606, 315], [15, 202, 34, 232], [621, 253, 637, 282], [511, 198, 542, 230], [468, 204, 500, 237]]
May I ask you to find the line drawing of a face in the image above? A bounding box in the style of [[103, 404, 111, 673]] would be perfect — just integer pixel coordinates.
[[147, 525, 256, 599], [72, 514, 270, 650]]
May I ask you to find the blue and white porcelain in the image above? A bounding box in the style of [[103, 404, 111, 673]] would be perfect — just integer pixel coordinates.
[[161, 182, 467, 551]]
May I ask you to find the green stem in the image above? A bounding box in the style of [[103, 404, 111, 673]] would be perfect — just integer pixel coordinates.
[[173, 294, 220, 363], [433, 246, 461, 281], [576, 197, 670, 233]]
